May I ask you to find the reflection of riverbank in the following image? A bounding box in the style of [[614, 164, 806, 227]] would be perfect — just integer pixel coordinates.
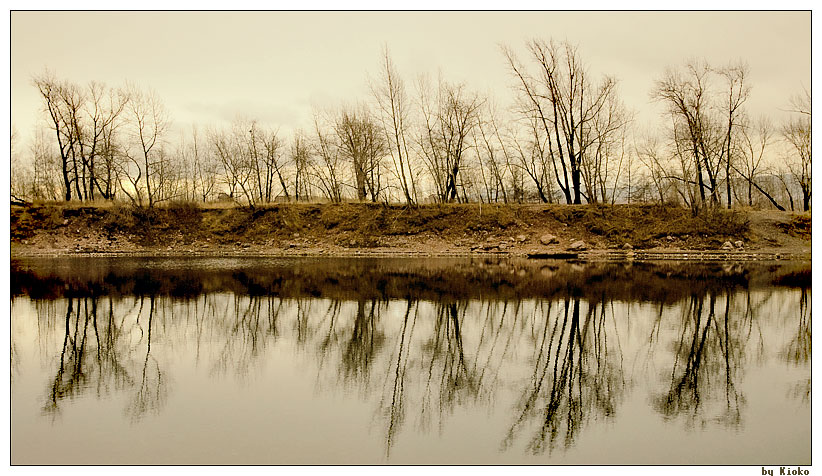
[[11, 257, 811, 304]]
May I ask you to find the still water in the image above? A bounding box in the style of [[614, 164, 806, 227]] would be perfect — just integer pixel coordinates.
[[11, 257, 811, 465]]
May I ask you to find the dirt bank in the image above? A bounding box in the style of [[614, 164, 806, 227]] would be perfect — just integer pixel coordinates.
[[10, 202, 812, 260]]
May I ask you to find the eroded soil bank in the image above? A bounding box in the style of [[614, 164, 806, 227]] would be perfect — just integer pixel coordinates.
[[10, 202, 811, 260]]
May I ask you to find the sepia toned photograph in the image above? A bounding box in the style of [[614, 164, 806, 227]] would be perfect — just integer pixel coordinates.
[[9, 10, 811, 467]]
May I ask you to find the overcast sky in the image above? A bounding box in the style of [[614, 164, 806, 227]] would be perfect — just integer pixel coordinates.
[[10, 11, 811, 147]]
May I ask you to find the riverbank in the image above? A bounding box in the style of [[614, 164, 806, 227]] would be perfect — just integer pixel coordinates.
[[10, 202, 811, 260]]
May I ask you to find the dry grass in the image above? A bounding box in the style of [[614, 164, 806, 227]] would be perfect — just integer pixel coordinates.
[[10, 201, 801, 252]]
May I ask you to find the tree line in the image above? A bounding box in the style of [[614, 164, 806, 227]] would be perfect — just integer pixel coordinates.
[[11, 40, 811, 211]]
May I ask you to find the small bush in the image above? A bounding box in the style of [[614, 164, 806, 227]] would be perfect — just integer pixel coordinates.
[[777, 215, 811, 238], [11, 209, 35, 239], [101, 204, 138, 234], [164, 201, 202, 228]]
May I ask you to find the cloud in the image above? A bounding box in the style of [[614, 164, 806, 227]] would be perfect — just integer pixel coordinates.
[[178, 99, 305, 130]]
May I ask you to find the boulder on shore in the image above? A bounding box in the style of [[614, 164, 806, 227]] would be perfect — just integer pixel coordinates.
[[568, 240, 587, 252], [540, 234, 559, 245]]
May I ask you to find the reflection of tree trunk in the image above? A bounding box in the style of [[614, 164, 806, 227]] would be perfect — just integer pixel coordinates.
[[656, 292, 745, 426], [45, 297, 109, 415], [317, 300, 342, 360], [385, 299, 416, 458], [48, 298, 74, 412], [504, 297, 623, 454], [471, 300, 519, 391], [784, 288, 811, 364], [723, 295, 733, 407], [128, 295, 166, 420], [511, 299, 572, 451], [448, 303, 467, 384], [422, 302, 475, 420], [343, 299, 381, 379], [668, 296, 712, 410]]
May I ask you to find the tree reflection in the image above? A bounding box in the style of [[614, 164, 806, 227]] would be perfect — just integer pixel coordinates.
[[44, 298, 86, 417], [125, 296, 167, 421], [782, 288, 811, 365], [314, 298, 387, 386], [41, 295, 167, 422], [211, 295, 282, 378], [653, 292, 748, 428], [420, 302, 479, 427], [783, 287, 811, 404], [343, 299, 385, 383], [502, 297, 625, 454], [380, 299, 417, 457], [15, 261, 809, 460]]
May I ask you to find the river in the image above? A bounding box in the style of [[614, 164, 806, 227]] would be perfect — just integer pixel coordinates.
[[10, 257, 811, 464]]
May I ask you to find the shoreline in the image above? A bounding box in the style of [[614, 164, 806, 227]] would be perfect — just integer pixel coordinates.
[[11, 203, 811, 263], [10, 247, 811, 262]]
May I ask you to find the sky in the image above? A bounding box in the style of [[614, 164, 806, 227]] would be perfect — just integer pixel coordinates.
[[10, 11, 812, 148]]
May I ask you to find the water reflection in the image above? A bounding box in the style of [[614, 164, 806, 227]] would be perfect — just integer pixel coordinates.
[[501, 297, 626, 454], [40, 295, 168, 422], [783, 288, 811, 365], [652, 294, 746, 428], [784, 287, 811, 405], [11, 258, 811, 463]]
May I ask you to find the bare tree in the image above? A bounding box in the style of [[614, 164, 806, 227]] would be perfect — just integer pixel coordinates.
[[503, 39, 624, 204], [371, 46, 417, 204], [508, 111, 554, 203], [311, 112, 344, 202], [33, 72, 81, 200], [96, 118, 126, 201], [208, 119, 291, 206], [83, 81, 129, 200], [29, 128, 62, 200], [635, 131, 677, 205], [32, 72, 129, 202], [582, 88, 632, 203], [11, 128, 31, 203], [472, 104, 511, 203], [652, 61, 717, 206], [782, 88, 811, 211], [416, 76, 483, 203], [652, 60, 749, 209], [290, 130, 312, 201], [733, 117, 785, 210], [717, 62, 750, 208], [209, 122, 255, 205], [333, 104, 387, 202], [151, 146, 184, 203], [122, 84, 170, 207], [262, 128, 290, 201], [182, 125, 219, 202]]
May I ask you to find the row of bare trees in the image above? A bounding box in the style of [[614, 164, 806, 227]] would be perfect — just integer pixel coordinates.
[[12, 41, 811, 210], [644, 60, 811, 212], [14, 73, 173, 207]]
